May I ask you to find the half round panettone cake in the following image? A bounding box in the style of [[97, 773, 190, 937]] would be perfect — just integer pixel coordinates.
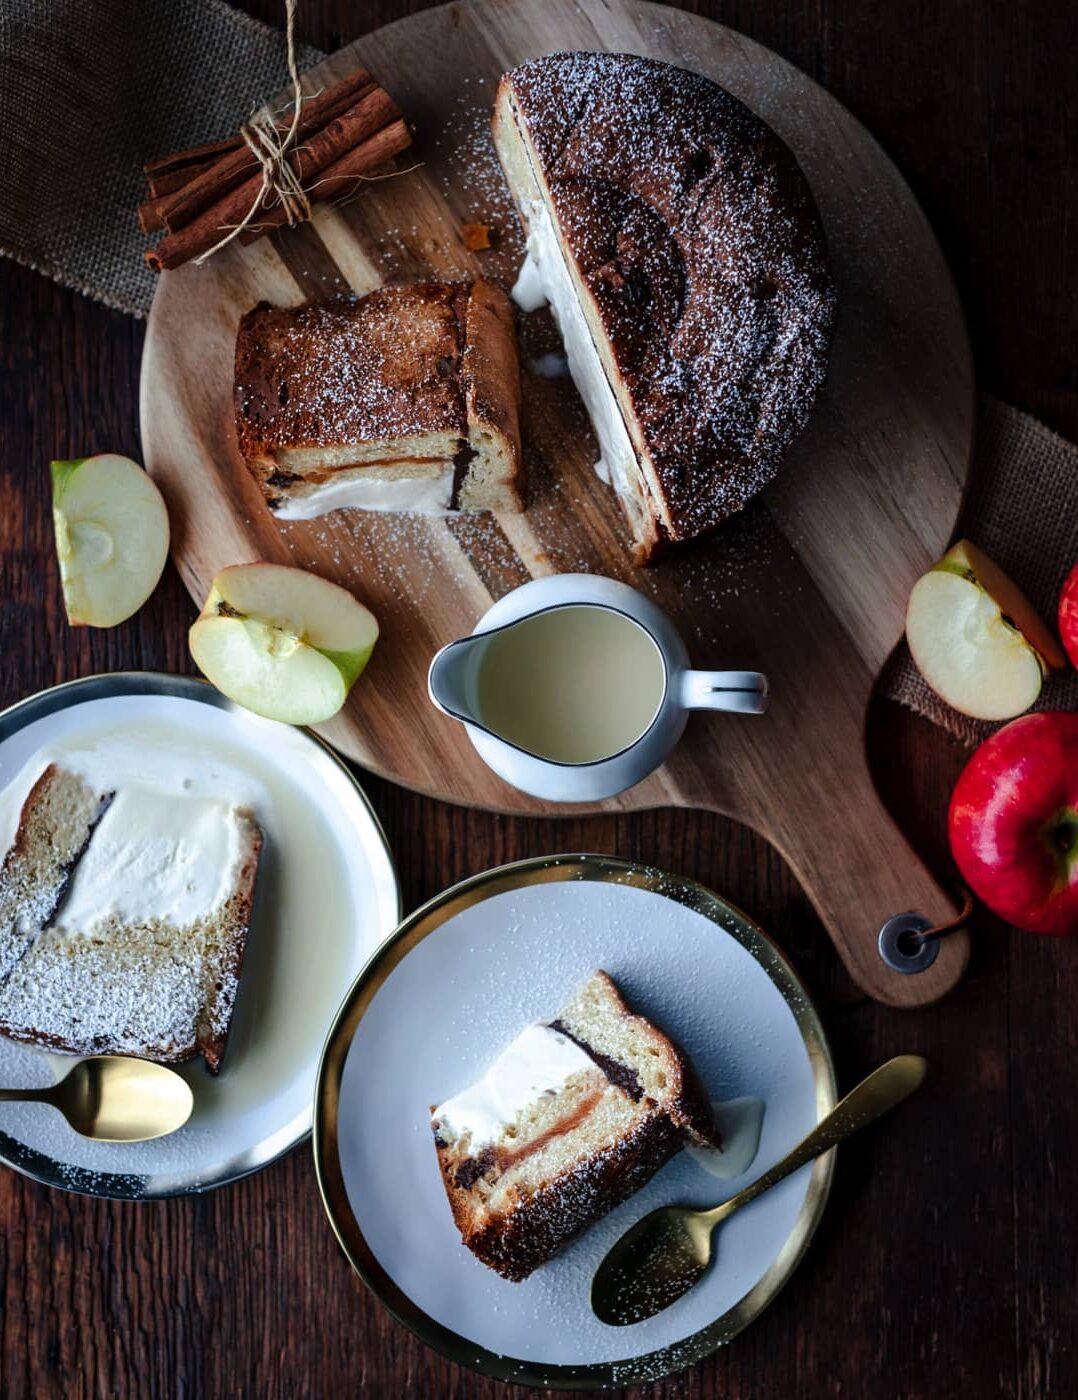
[[493, 50, 837, 562]]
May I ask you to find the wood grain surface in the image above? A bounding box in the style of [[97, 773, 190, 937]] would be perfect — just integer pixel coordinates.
[[140, 0, 972, 1007], [1, 2, 1077, 1397]]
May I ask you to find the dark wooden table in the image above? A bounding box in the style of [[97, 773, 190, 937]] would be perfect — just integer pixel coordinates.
[[1, 2, 1076, 1396]]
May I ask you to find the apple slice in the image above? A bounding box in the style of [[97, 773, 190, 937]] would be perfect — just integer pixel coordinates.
[[906, 540, 1065, 721], [51, 454, 170, 627], [189, 562, 378, 724]]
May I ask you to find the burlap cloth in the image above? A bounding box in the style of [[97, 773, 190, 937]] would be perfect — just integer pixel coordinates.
[[2, 0, 1075, 746]]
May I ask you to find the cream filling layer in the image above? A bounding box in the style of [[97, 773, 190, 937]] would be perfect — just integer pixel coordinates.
[[511, 199, 639, 500], [272, 469, 455, 519], [432, 1022, 595, 1150], [3, 740, 255, 936], [53, 787, 246, 934]]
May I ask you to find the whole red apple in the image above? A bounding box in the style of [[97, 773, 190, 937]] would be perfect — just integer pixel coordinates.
[[1059, 560, 1078, 669], [949, 713, 1078, 935]]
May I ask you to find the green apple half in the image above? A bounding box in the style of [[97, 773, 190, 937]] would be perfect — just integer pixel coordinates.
[[51, 454, 170, 627], [906, 539, 1065, 720], [189, 563, 379, 724]]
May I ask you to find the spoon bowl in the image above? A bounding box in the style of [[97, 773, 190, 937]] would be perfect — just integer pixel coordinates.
[[0, 1056, 194, 1141], [592, 1054, 927, 1326], [595, 1206, 715, 1325]]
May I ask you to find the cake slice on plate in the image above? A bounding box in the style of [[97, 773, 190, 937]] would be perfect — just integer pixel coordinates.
[[234, 279, 524, 519], [430, 969, 719, 1280], [492, 51, 837, 563], [0, 762, 262, 1073]]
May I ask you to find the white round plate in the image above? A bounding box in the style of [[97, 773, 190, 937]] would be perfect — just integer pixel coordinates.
[[0, 674, 400, 1198], [315, 855, 836, 1389]]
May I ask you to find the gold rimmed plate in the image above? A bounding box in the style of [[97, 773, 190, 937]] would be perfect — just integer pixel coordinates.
[[314, 855, 836, 1388], [0, 673, 400, 1198]]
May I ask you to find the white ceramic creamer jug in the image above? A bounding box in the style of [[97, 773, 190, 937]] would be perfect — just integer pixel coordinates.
[[428, 575, 767, 802]]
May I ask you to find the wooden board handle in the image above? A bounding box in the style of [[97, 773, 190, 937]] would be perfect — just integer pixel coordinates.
[[742, 744, 968, 1006]]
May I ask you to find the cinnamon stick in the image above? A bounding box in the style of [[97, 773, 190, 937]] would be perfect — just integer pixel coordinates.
[[138, 140, 247, 226], [139, 197, 168, 235], [141, 139, 247, 227], [143, 159, 218, 210], [238, 118, 413, 243], [144, 136, 243, 192], [145, 86, 404, 272], [314, 117, 412, 196], [142, 167, 227, 232], [151, 66, 374, 235]]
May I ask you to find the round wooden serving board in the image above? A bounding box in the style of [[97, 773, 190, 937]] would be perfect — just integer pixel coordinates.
[[141, 0, 974, 1007]]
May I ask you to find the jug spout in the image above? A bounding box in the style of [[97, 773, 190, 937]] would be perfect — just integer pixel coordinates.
[[428, 633, 488, 724]]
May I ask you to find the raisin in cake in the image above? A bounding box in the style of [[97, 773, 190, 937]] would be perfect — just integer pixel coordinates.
[[234, 279, 523, 519], [492, 51, 837, 563], [0, 763, 261, 1073], [430, 970, 719, 1280]]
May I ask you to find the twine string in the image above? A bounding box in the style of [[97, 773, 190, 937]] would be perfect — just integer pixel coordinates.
[[193, 0, 308, 265]]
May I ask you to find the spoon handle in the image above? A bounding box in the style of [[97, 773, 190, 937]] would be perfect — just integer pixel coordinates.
[[0, 1088, 52, 1103], [706, 1054, 927, 1227]]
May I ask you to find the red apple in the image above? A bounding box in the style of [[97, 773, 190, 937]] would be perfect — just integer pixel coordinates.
[[949, 712, 1078, 936], [1059, 560, 1078, 669]]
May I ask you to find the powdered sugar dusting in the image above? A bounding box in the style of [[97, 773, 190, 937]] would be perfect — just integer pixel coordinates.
[[432, 74, 521, 267], [0, 914, 242, 1063], [235, 287, 470, 453]]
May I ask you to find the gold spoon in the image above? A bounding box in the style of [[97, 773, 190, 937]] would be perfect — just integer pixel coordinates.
[[0, 1056, 194, 1142], [591, 1053, 927, 1326]]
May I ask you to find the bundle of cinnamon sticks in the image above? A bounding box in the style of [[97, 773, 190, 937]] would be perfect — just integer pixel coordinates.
[[141, 66, 412, 272]]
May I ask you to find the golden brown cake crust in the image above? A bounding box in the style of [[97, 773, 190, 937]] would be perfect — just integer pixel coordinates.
[[460, 279, 524, 487], [496, 52, 837, 550], [195, 817, 262, 1074], [577, 971, 716, 1145], [234, 283, 472, 461]]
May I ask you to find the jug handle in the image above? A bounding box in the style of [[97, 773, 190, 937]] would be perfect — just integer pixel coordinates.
[[679, 670, 768, 715]]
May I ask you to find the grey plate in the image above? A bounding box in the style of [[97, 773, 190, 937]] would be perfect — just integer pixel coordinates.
[[314, 855, 836, 1388]]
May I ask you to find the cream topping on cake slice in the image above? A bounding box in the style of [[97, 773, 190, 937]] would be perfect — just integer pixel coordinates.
[[51, 785, 249, 935], [16, 740, 256, 936], [432, 1021, 597, 1151]]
